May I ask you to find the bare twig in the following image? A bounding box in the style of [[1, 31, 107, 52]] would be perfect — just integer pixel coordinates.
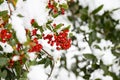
[[47, 61, 55, 80], [7, 1, 12, 17], [42, 49, 53, 60], [25, 63, 29, 72]]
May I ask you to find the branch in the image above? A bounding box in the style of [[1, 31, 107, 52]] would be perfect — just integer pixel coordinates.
[[7, 1, 12, 17], [47, 61, 55, 80], [25, 63, 29, 72], [42, 49, 53, 60]]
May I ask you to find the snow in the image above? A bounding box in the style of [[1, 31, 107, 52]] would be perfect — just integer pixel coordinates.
[[27, 65, 48, 80], [111, 62, 120, 76], [28, 52, 37, 61], [79, 0, 120, 16], [91, 39, 116, 65], [0, 0, 120, 80], [102, 76, 113, 80], [0, 42, 13, 53], [11, 14, 27, 44], [101, 49, 116, 65], [12, 55, 20, 61], [90, 69, 104, 80], [90, 69, 113, 80]]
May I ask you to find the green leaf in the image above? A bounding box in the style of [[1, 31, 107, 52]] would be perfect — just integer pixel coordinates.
[[69, 33, 73, 38], [19, 78, 27, 80], [46, 24, 52, 31], [5, 23, 12, 30], [89, 31, 97, 45], [52, 13, 59, 18], [9, 0, 18, 8], [1, 70, 7, 78], [0, 0, 4, 5], [91, 5, 104, 14], [47, 20, 53, 24], [39, 26, 44, 33], [80, 7, 89, 21], [95, 79, 101, 80], [0, 57, 8, 67], [62, 25, 71, 31], [67, 16, 74, 21], [0, 45, 3, 51], [38, 58, 46, 64], [0, 10, 8, 16], [100, 61, 109, 75], [93, 45, 102, 50], [17, 14, 24, 17], [54, 23, 63, 30], [44, 58, 52, 68], [0, 70, 7, 78], [0, 10, 9, 23], [109, 72, 120, 80], [14, 62, 22, 78], [60, 3, 68, 9], [83, 54, 97, 60]]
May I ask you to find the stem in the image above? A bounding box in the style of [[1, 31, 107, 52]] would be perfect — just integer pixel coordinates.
[[42, 49, 53, 60], [25, 63, 29, 72], [47, 61, 55, 80], [7, 1, 12, 17], [48, 9, 53, 15]]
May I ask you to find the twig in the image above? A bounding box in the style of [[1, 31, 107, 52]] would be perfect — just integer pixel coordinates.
[[25, 63, 29, 72], [42, 49, 53, 60], [7, 1, 12, 17], [47, 61, 55, 80]]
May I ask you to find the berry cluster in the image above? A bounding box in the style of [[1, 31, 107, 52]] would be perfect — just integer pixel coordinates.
[[47, 0, 65, 15], [8, 54, 25, 68], [32, 29, 38, 36], [0, 29, 12, 43], [28, 43, 43, 52], [28, 37, 43, 52], [43, 29, 71, 50]]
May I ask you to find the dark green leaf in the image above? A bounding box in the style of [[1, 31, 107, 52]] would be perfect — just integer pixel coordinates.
[[38, 58, 46, 64], [91, 5, 104, 14], [109, 72, 120, 80], [0, 57, 8, 67], [1, 70, 7, 78], [17, 14, 24, 17], [46, 24, 52, 31], [89, 31, 97, 45], [0, 45, 3, 51], [94, 45, 102, 50], [0, 70, 7, 78], [83, 54, 97, 60], [44, 58, 52, 68], [100, 61, 109, 75], [47, 20, 53, 24], [39, 26, 44, 33]]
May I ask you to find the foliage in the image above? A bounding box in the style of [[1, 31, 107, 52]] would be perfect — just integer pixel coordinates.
[[59, 0, 120, 80], [0, 0, 71, 79]]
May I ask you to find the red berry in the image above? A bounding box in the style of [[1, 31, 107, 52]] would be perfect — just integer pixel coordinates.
[[31, 19, 35, 24], [32, 29, 37, 36]]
